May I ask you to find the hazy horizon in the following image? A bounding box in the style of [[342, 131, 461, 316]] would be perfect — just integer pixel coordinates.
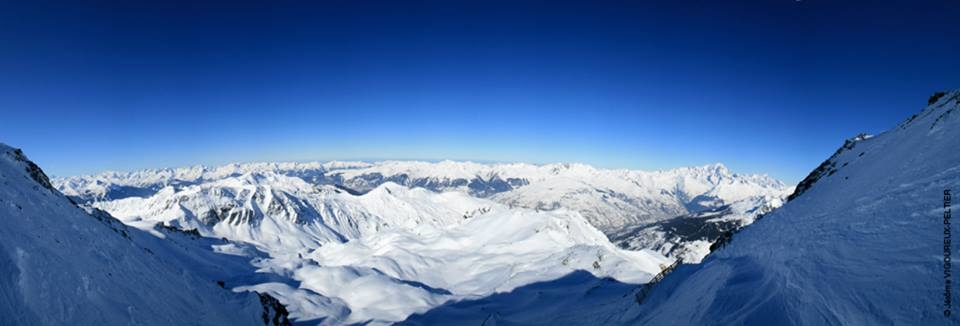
[[48, 156, 777, 182]]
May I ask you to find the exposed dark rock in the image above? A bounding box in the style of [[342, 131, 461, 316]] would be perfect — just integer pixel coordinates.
[[155, 223, 202, 238], [257, 292, 291, 326], [333, 184, 363, 196], [929, 91, 947, 105], [467, 176, 514, 197], [7, 148, 54, 191], [332, 172, 530, 197], [788, 134, 867, 201], [86, 207, 133, 238], [200, 209, 222, 225], [634, 258, 682, 305]]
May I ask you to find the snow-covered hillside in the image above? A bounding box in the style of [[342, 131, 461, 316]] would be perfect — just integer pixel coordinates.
[[603, 90, 960, 325], [0, 144, 275, 325], [244, 201, 670, 324], [88, 173, 483, 253]]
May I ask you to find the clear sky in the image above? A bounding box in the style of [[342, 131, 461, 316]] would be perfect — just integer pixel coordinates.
[[1, 0, 958, 182]]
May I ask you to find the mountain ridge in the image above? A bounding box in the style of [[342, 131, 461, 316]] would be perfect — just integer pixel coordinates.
[[57, 159, 792, 264], [56, 160, 790, 230]]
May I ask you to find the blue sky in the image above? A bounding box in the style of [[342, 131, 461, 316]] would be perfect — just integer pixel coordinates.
[[1, 0, 958, 183]]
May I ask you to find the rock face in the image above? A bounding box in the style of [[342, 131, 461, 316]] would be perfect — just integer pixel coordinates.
[[788, 133, 871, 201], [257, 293, 291, 326], [8, 148, 54, 190]]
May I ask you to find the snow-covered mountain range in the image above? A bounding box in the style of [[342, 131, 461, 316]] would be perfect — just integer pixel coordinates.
[[57, 161, 789, 231], [56, 159, 792, 263], [40, 150, 791, 323]]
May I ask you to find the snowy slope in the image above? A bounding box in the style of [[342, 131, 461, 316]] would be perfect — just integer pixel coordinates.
[[0, 144, 270, 325], [614, 90, 960, 325], [245, 204, 670, 324]]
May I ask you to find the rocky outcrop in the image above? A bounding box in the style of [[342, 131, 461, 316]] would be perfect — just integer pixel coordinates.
[[5, 147, 54, 191], [339, 173, 530, 197], [788, 133, 870, 201], [257, 292, 291, 326]]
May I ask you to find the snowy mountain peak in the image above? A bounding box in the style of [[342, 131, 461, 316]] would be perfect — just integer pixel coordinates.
[[704, 162, 729, 175], [56, 160, 791, 234], [697, 162, 729, 174]]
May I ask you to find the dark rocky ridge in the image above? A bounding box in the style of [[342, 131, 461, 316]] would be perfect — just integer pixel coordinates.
[[6, 147, 55, 191]]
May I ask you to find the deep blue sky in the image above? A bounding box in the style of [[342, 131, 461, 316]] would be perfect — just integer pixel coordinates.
[[1, 0, 958, 182]]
